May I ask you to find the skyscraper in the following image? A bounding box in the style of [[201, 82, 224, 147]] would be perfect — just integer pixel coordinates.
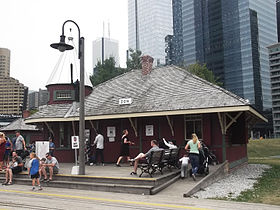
[[277, 0, 280, 42], [92, 37, 120, 70], [0, 47, 27, 116], [0, 48, 10, 77], [268, 43, 280, 137], [128, 0, 173, 66], [179, 0, 277, 114], [165, 0, 183, 66]]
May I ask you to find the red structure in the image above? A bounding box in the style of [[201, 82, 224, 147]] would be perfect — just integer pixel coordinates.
[[26, 55, 266, 169]]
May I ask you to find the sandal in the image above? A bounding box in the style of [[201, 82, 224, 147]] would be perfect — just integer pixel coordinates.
[[2, 181, 8, 185], [7, 181, 12, 185], [130, 172, 137, 175]]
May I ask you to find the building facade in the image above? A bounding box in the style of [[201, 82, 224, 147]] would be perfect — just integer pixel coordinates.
[[128, 0, 173, 66], [277, 0, 280, 42], [28, 89, 49, 110], [179, 0, 277, 126], [268, 43, 280, 137], [165, 0, 184, 66], [92, 37, 120, 70], [0, 48, 10, 77], [0, 77, 26, 115]]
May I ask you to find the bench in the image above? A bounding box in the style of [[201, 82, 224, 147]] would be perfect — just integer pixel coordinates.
[[138, 149, 164, 177], [160, 148, 181, 171]]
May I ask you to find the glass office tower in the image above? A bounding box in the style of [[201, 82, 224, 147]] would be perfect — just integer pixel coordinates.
[[128, 0, 173, 66], [181, 0, 277, 113]]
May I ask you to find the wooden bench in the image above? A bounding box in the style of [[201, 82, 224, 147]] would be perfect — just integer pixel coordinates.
[[138, 149, 164, 177]]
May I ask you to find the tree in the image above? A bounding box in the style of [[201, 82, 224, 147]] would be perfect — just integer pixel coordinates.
[[126, 48, 142, 70], [185, 63, 222, 86], [90, 57, 127, 87]]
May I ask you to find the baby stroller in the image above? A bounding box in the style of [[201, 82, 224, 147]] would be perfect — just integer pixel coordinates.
[[201, 142, 219, 165]]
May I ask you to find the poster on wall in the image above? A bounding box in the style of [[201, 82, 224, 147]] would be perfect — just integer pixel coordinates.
[[145, 125, 154, 136], [107, 126, 116, 137], [36, 141, 49, 159]]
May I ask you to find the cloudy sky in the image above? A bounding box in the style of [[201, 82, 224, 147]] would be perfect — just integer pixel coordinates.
[[0, 0, 128, 90]]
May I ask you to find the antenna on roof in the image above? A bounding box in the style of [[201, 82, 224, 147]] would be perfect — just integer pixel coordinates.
[[108, 20, 110, 39], [103, 21, 105, 38]]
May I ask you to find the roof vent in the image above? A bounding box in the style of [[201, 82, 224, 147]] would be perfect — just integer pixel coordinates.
[[141, 55, 154, 75]]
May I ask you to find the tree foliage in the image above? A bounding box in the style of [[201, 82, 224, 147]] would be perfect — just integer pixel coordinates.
[[90, 57, 127, 87], [126, 48, 142, 70], [185, 63, 222, 86]]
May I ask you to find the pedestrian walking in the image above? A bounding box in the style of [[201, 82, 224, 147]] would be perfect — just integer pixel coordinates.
[[116, 129, 134, 167], [92, 130, 104, 165], [185, 133, 201, 181]]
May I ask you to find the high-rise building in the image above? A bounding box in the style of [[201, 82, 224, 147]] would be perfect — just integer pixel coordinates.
[[179, 0, 277, 114], [277, 0, 280, 42], [0, 48, 10, 77], [0, 77, 26, 115], [28, 89, 49, 110], [128, 0, 173, 66], [0, 47, 27, 116], [268, 43, 280, 137], [92, 37, 120, 70], [165, 0, 183, 66]]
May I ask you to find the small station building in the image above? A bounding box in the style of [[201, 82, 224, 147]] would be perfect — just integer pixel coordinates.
[[25, 56, 266, 169]]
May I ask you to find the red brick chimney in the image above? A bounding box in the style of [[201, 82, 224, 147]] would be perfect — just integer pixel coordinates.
[[141, 55, 154, 75], [23, 110, 30, 119]]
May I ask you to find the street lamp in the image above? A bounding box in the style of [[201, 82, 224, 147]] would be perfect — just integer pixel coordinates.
[[50, 20, 85, 175]]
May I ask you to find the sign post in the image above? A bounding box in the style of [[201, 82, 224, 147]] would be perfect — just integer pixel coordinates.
[[71, 136, 80, 174]]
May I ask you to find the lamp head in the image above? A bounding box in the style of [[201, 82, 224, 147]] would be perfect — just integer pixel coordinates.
[[50, 35, 74, 52]]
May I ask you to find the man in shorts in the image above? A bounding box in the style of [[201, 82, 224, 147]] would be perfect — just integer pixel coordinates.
[[39, 152, 59, 182], [2, 152, 23, 185]]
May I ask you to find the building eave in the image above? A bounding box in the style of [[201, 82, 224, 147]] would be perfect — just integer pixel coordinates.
[[25, 105, 267, 124]]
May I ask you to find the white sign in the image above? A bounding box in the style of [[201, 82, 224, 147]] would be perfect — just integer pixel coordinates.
[[36, 141, 49, 160], [146, 125, 154, 136], [71, 136, 80, 149], [109, 137, 115, 142], [107, 126, 116, 137], [119, 98, 132, 105]]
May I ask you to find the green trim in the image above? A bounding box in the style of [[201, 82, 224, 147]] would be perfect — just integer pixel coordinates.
[[229, 157, 248, 169]]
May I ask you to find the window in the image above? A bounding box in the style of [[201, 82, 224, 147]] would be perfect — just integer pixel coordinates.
[[185, 114, 202, 140], [54, 90, 74, 101]]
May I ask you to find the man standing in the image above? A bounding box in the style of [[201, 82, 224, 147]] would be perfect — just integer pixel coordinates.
[[39, 152, 59, 182], [129, 140, 161, 175], [93, 130, 104, 166], [14, 130, 26, 157], [2, 152, 23, 185]]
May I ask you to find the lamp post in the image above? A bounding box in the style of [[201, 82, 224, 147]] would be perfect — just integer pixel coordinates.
[[50, 20, 85, 175]]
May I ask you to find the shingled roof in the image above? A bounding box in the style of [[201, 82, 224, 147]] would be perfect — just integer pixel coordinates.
[[25, 65, 266, 123], [0, 118, 38, 131]]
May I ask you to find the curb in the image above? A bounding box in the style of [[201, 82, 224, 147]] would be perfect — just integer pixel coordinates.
[[183, 161, 229, 197]]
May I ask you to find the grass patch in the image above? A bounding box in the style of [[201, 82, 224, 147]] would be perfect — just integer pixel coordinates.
[[212, 139, 280, 205], [232, 139, 280, 205], [233, 160, 280, 205], [247, 139, 280, 158]]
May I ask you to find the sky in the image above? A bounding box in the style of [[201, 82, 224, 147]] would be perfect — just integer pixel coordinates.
[[0, 0, 128, 91]]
